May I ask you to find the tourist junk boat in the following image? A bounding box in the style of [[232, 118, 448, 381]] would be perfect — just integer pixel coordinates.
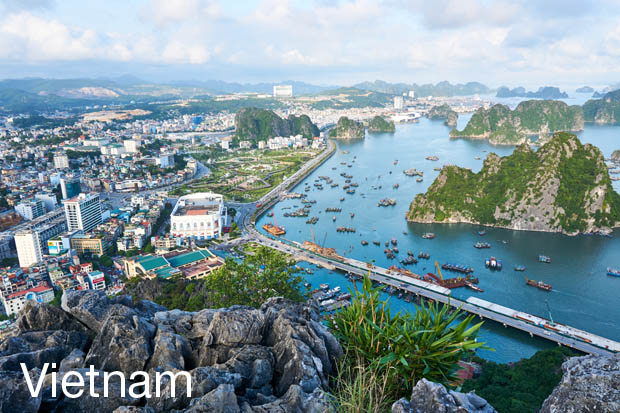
[[441, 263, 474, 274], [607, 268, 620, 277], [485, 257, 502, 270], [474, 242, 491, 249], [263, 223, 286, 236], [422, 233, 435, 239], [514, 265, 526, 272], [538, 255, 552, 263], [525, 277, 552, 291]]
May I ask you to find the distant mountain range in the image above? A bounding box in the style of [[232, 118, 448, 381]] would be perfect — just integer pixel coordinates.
[[352, 80, 491, 97], [496, 86, 568, 99]]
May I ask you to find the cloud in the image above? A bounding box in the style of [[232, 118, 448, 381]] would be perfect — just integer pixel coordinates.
[[142, 0, 221, 27], [0, 0, 54, 11]]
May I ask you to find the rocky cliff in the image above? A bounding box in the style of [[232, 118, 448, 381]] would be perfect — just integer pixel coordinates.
[[451, 100, 583, 145], [612, 150, 620, 162], [366, 115, 395, 133], [234, 107, 319, 145], [583, 89, 620, 124], [329, 116, 365, 139], [428, 104, 458, 128], [392, 379, 496, 413], [0, 291, 343, 412], [540, 352, 620, 412], [407, 132, 620, 235]]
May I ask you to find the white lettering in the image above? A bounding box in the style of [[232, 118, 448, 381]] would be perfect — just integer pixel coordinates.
[[103, 371, 125, 398], [85, 365, 100, 398], [155, 371, 192, 398], [128, 371, 151, 399], [21, 362, 48, 398], [62, 371, 84, 399]]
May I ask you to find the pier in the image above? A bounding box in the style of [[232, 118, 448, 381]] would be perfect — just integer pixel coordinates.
[[249, 229, 620, 357]]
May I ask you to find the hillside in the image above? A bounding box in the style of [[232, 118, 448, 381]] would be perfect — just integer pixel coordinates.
[[496, 86, 568, 99], [451, 100, 584, 145], [427, 104, 458, 127], [310, 87, 392, 109], [582, 89, 620, 124], [366, 115, 395, 133], [329, 116, 365, 139], [407, 133, 620, 235], [234, 107, 319, 145], [353, 80, 490, 97]]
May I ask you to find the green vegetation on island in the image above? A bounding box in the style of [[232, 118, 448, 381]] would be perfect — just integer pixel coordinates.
[[612, 149, 620, 162], [329, 116, 365, 139], [582, 89, 620, 124], [309, 87, 392, 110], [428, 104, 458, 128], [234, 107, 319, 145], [366, 115, 395, 133], [407, 132, 620, 234], [462, 347, 576, 413], [451, 100, 584, 145]]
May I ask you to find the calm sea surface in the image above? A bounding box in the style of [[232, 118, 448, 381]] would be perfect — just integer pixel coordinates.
[[256, 111, 620, 363]]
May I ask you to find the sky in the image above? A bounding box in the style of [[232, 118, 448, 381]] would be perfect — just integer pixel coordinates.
[[0, 0, 620, 88]]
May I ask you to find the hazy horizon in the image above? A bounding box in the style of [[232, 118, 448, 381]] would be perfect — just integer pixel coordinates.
[[0, 0, 619, 89]]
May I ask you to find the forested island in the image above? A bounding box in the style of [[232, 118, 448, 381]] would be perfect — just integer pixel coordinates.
[[407, 133, 620, 235], [496, 86, 568, 99], [366, 115, 395, 133], [450, 100, 583, 145], [427, 104, 458, 127], [234, 107, 319, 145], [353, 80, 490, 97], [582, 89, 620, 124], [329, 116, 365, 139], [576, 86, 594, 93]]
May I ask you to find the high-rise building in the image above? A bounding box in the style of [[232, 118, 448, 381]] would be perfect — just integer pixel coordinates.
[[273, 85, 293, 97], [60, 177, 81, 200], [34, 192, 59, 212], [15, 199, 46, 221], [170, 193, 227, 239], [53, 152, 69, 169], [393, 96, 404, 109], [14, 230, 43, 267], [124, 138, 141, 153], [62, 193, 102, 233]]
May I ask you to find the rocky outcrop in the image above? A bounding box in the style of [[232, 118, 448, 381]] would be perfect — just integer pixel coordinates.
[[583, 89, 620, 124], [540, 352, 620, 413], [612, 150, 620, 162], [408, 132, 620, 235], [367, 115, 395, 133], [451, 100, 583, 145], [428, 104, 458, 128], [496, 86, 568, 99], [0, 291, 342, 413], [329, 116, 365, 139], [234, 107, 319, 145], [392, 378, 496, 413]]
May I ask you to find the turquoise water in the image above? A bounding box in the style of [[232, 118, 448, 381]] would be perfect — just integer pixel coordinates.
[[257, 116, 620, 363]]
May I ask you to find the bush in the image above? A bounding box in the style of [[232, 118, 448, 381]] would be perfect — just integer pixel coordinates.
[[328, 275, 486, 405]]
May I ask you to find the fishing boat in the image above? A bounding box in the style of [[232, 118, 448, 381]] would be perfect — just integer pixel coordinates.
[[340, 197, 345, 201], [525, 277, 552, 291], [332, 216, 336, 222], [442, 263, 475, 274], [393, 247, 399, 253], [485, 257, 502, 270], [361, 240, 368, 246], [400, 256, 418, 265], [433, 167, 441, 171], [514, 265, 526, 272], [478, 230, 486, 236], [418, 252, 430, 259], [426, 155, 439, 161], [422, 233, 435, 239], [391, 238, 398, 246], [474, 242, 491, 249], [393, 183, 399, 189], [538, 255, 551, 263], [416, 178, 423, 182], [350, 212, 355, 218], [373, 241, 381, 246], [607, 268, 620, 277], [319, 283, 329, 290], [394, 160, 398, 165], [465, 283, 484, 292], [263, 223, 286, 236]]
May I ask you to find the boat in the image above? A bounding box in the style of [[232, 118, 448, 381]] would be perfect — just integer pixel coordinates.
[[373, 241, 381, 246], [418, 252, 430, 259], [400, 256, 418, 265], [478, 230, 486, 236], [416, 178, 423, 182], [393, 247, 399, 253], [514, 265, 526, 272], [319, 283, 329, 290], [332, 216, 336, 222], [538, 255, 551, 263], [340, 197, 345, 202], [361, 240, 368, 246], [607, 268, 620, 277], [433, 167, 441, 171], [394, 160, 398, 165], [391, 238, 398, 246], [393, 183, 399, 189], [525, 277, 552, 291], [426, 155, 439, 161], [442, 263, 474, 274], [422, 233, 435, 239], [485, 257, 502, 270], [304, 282, 311, 288], [465, 282, 483, 292], [350, 212, 355, 218], [263, 223, 286, 236], [474, 242, 491, 249], [267, 212, 274, 217]]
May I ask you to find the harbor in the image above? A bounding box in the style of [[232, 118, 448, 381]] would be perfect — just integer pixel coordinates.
[[253, 117, 620, 363]]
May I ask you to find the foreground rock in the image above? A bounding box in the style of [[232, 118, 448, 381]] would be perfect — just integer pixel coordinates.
[[0, 291, 342, 412], [392, 378, 496, 413], [540, 352, 620, 413]]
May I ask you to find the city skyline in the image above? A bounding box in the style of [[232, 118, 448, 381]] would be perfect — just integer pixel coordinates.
[[0, 0, 619, 87]]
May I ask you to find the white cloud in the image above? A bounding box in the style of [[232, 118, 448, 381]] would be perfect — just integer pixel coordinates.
[[142, 0, 221, 27]]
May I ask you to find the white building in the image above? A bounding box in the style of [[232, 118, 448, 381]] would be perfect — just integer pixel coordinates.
[[62, 193, 103, 233], [170, 193, 227, 239], [158, 153, 175, 168], [53, 152, 69, 169], [14, 230, 43, 267], [408, 90, 415, 98], [34, 193, 59, 212], [394, 96, 404, 109], [2, 285, 55, 316], [273, 85, 293, 97], [15, 199, 46, 221], [124, 138, 141, 153]]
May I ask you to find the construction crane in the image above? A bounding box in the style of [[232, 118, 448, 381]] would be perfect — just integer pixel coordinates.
[[435, 261, 443, 281]]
